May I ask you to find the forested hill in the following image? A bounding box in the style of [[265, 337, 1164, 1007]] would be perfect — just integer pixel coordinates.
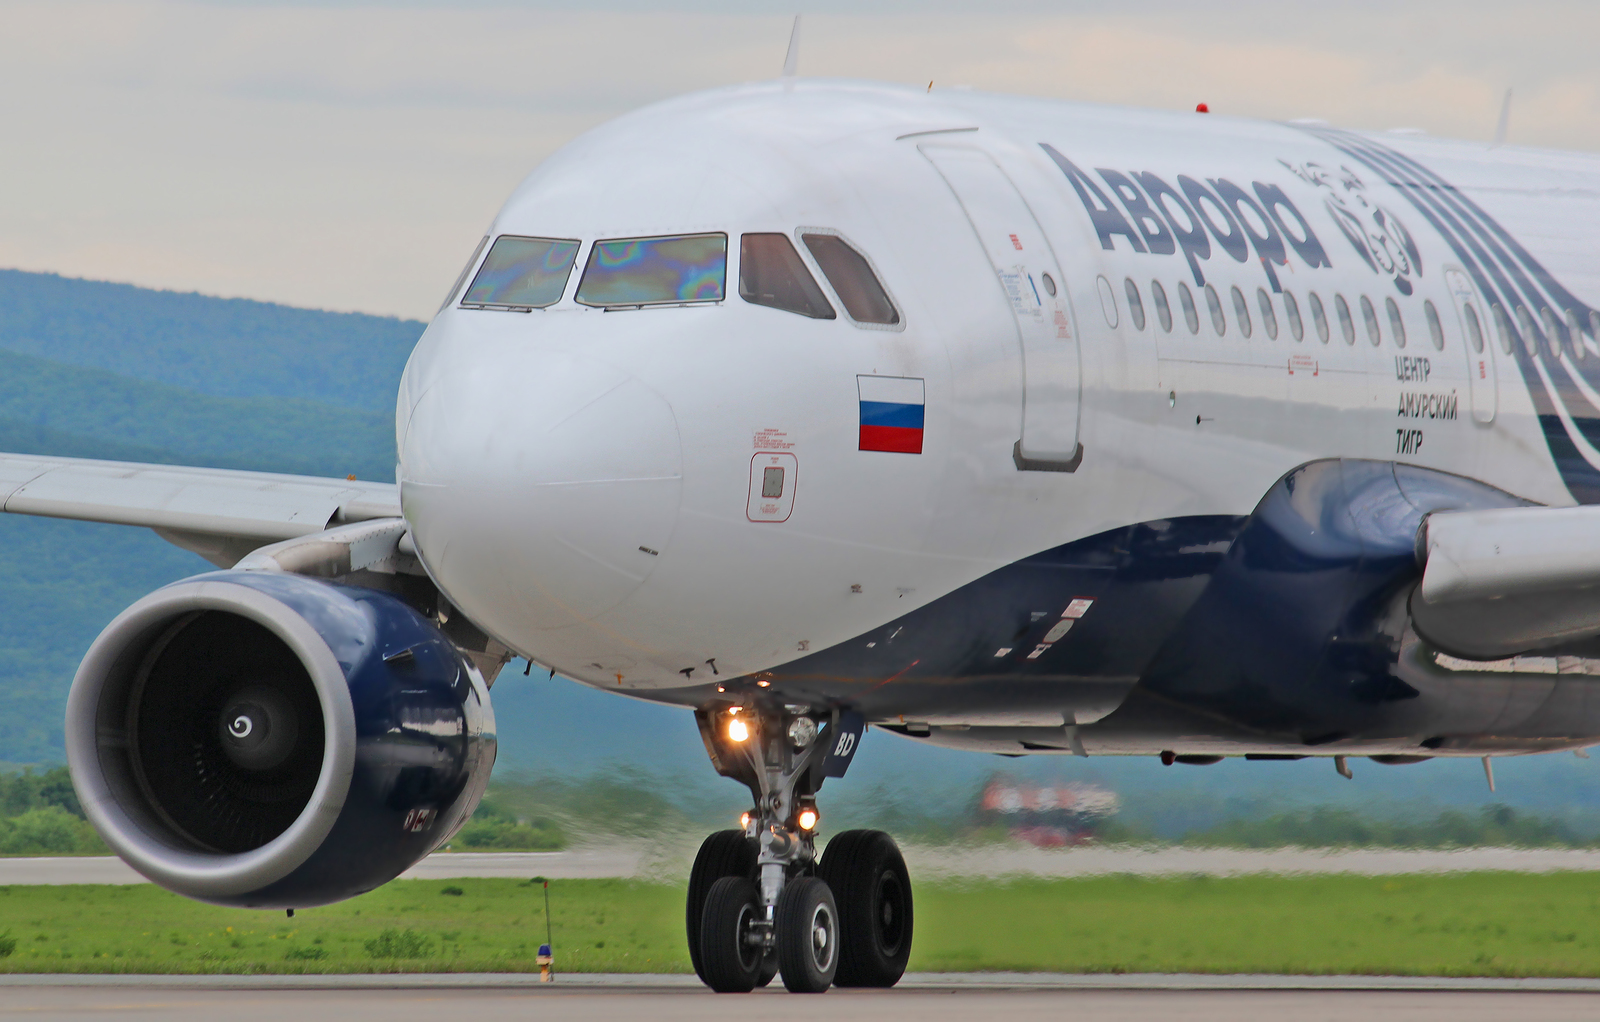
[[0, 270, 423, 763], [0, 270, 423, 412]]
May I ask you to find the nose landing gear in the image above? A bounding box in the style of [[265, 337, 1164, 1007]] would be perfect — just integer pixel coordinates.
[[688, 703, 912, 993]]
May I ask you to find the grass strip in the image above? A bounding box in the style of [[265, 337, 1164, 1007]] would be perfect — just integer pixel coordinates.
[[4, 872, 1600, 976]]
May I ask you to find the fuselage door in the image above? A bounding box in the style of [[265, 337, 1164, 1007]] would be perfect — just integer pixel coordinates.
[[1445, 266, 1497, 424], [920, 145, 1082, 467]]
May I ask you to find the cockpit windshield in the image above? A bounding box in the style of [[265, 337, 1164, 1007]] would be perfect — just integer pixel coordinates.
[[461, 236, 580, 309], [575, 233, 726, 307]]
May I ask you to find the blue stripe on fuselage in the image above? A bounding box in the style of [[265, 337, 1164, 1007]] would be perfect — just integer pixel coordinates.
[[859, 400, 924, 429]]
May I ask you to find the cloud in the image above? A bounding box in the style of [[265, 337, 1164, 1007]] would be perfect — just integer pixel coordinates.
[[2, 1, 1597, 318]]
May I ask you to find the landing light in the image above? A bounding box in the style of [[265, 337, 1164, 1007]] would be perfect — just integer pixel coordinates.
[[728, 718, 751, 743], [797, 808, 819, 831]]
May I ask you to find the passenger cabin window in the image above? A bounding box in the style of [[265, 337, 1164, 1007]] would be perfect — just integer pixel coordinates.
[[1257, 288, 1278, 340], [1515, 305, 1538, 355], [1231, 286, 1252, 338], [739, 234, 834, 319], [801, 233, 899, 325], [1097, 275, 1119, 328], [1284, 290, 1304, 342], [1151, 280, 1173, 332], [462, 236, 580, 310], [1387, 297, 1407, 348], [1361, 295, 1382, 346], [1309, 292, 1330, 343], [576, 233, 727, 307], [1463, 302, 1485, 353], [1204, 284, 1226, 335], [1335, 294, 1356, 345], [1125, 278, 1146, 330], [1424, 300, 1445, 351], [1493, 303, 1515, 354], [1178, 282, 1200, 334], [1566, 309, 1585, 360], [1542, 307, 1563, 359]]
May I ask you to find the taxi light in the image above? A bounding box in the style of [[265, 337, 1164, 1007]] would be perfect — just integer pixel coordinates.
[[787, 716, 818, 749], [797, 808, 818, 831], [739, 812, 751, 829], [728, 718, 750, 743]]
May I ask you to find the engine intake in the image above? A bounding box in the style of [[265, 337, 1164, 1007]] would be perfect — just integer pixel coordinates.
[[66, 571, 495, 908]]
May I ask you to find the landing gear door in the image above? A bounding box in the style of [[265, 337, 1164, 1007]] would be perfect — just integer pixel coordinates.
[[1445, 266, 1496, 424], [921, 145, 1082, 468]]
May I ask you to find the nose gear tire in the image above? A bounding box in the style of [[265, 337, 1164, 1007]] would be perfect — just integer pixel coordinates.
[[686, 830, 757, 982], [817, 829, 913, 987], [756, 954, 778, 987], [776, 876, 838, 993], [698, 876, 764, 993]]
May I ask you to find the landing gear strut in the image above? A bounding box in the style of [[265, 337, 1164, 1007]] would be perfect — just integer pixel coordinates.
[[688, 702, 911, 993]]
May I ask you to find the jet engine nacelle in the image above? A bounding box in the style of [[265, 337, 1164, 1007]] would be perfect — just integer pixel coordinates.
[[66, 570, 495, 908]]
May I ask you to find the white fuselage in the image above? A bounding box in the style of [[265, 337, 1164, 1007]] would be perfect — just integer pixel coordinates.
[[396, 80, 1600, 704]]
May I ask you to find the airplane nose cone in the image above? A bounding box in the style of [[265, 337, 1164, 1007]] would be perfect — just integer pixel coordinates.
[[400, 351, 682, 629]]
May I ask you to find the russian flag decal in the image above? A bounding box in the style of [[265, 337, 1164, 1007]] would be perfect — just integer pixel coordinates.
[[858, 375, 924, 454]]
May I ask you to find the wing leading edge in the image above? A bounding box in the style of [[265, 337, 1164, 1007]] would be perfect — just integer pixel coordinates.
[[0, 452, 400, 567]]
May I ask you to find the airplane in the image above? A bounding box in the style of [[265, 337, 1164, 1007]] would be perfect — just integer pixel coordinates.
[[11, 68, 1600, 994]]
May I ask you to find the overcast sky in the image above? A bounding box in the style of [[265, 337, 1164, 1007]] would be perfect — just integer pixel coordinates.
[[3, 0, 1597, 319]]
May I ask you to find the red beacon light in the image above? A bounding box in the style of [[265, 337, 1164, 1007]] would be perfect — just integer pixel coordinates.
[[1196, 102, 1210, 113]]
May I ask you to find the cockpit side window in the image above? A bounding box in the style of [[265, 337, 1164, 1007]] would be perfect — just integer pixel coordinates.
[[440, 236, 488, 314], [461, 236, 581, 310], [801, 233, 900, 326], [739, 234, 835, 319], [575, 233, 727, 307]]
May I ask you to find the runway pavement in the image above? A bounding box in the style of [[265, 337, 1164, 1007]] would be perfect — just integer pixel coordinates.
[[3, 975, 1600, 1021], [9, 845, 1600, 885]]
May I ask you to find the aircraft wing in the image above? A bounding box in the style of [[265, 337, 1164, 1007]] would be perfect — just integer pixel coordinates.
[[1415, 505, 1600, 659], [0, 452, 400, 567]]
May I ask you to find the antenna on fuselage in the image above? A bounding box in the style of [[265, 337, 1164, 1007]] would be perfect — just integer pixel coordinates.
[[782, 15, 801, 79], [1491, 87, 1512, 148]]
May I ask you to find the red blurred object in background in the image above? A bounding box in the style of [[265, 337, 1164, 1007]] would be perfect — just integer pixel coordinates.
[[978, 776, 1120, 847]]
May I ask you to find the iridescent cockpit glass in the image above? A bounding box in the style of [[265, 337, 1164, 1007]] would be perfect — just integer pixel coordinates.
[[575, 234, 726, 307], [461, 236, 581, 309]]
